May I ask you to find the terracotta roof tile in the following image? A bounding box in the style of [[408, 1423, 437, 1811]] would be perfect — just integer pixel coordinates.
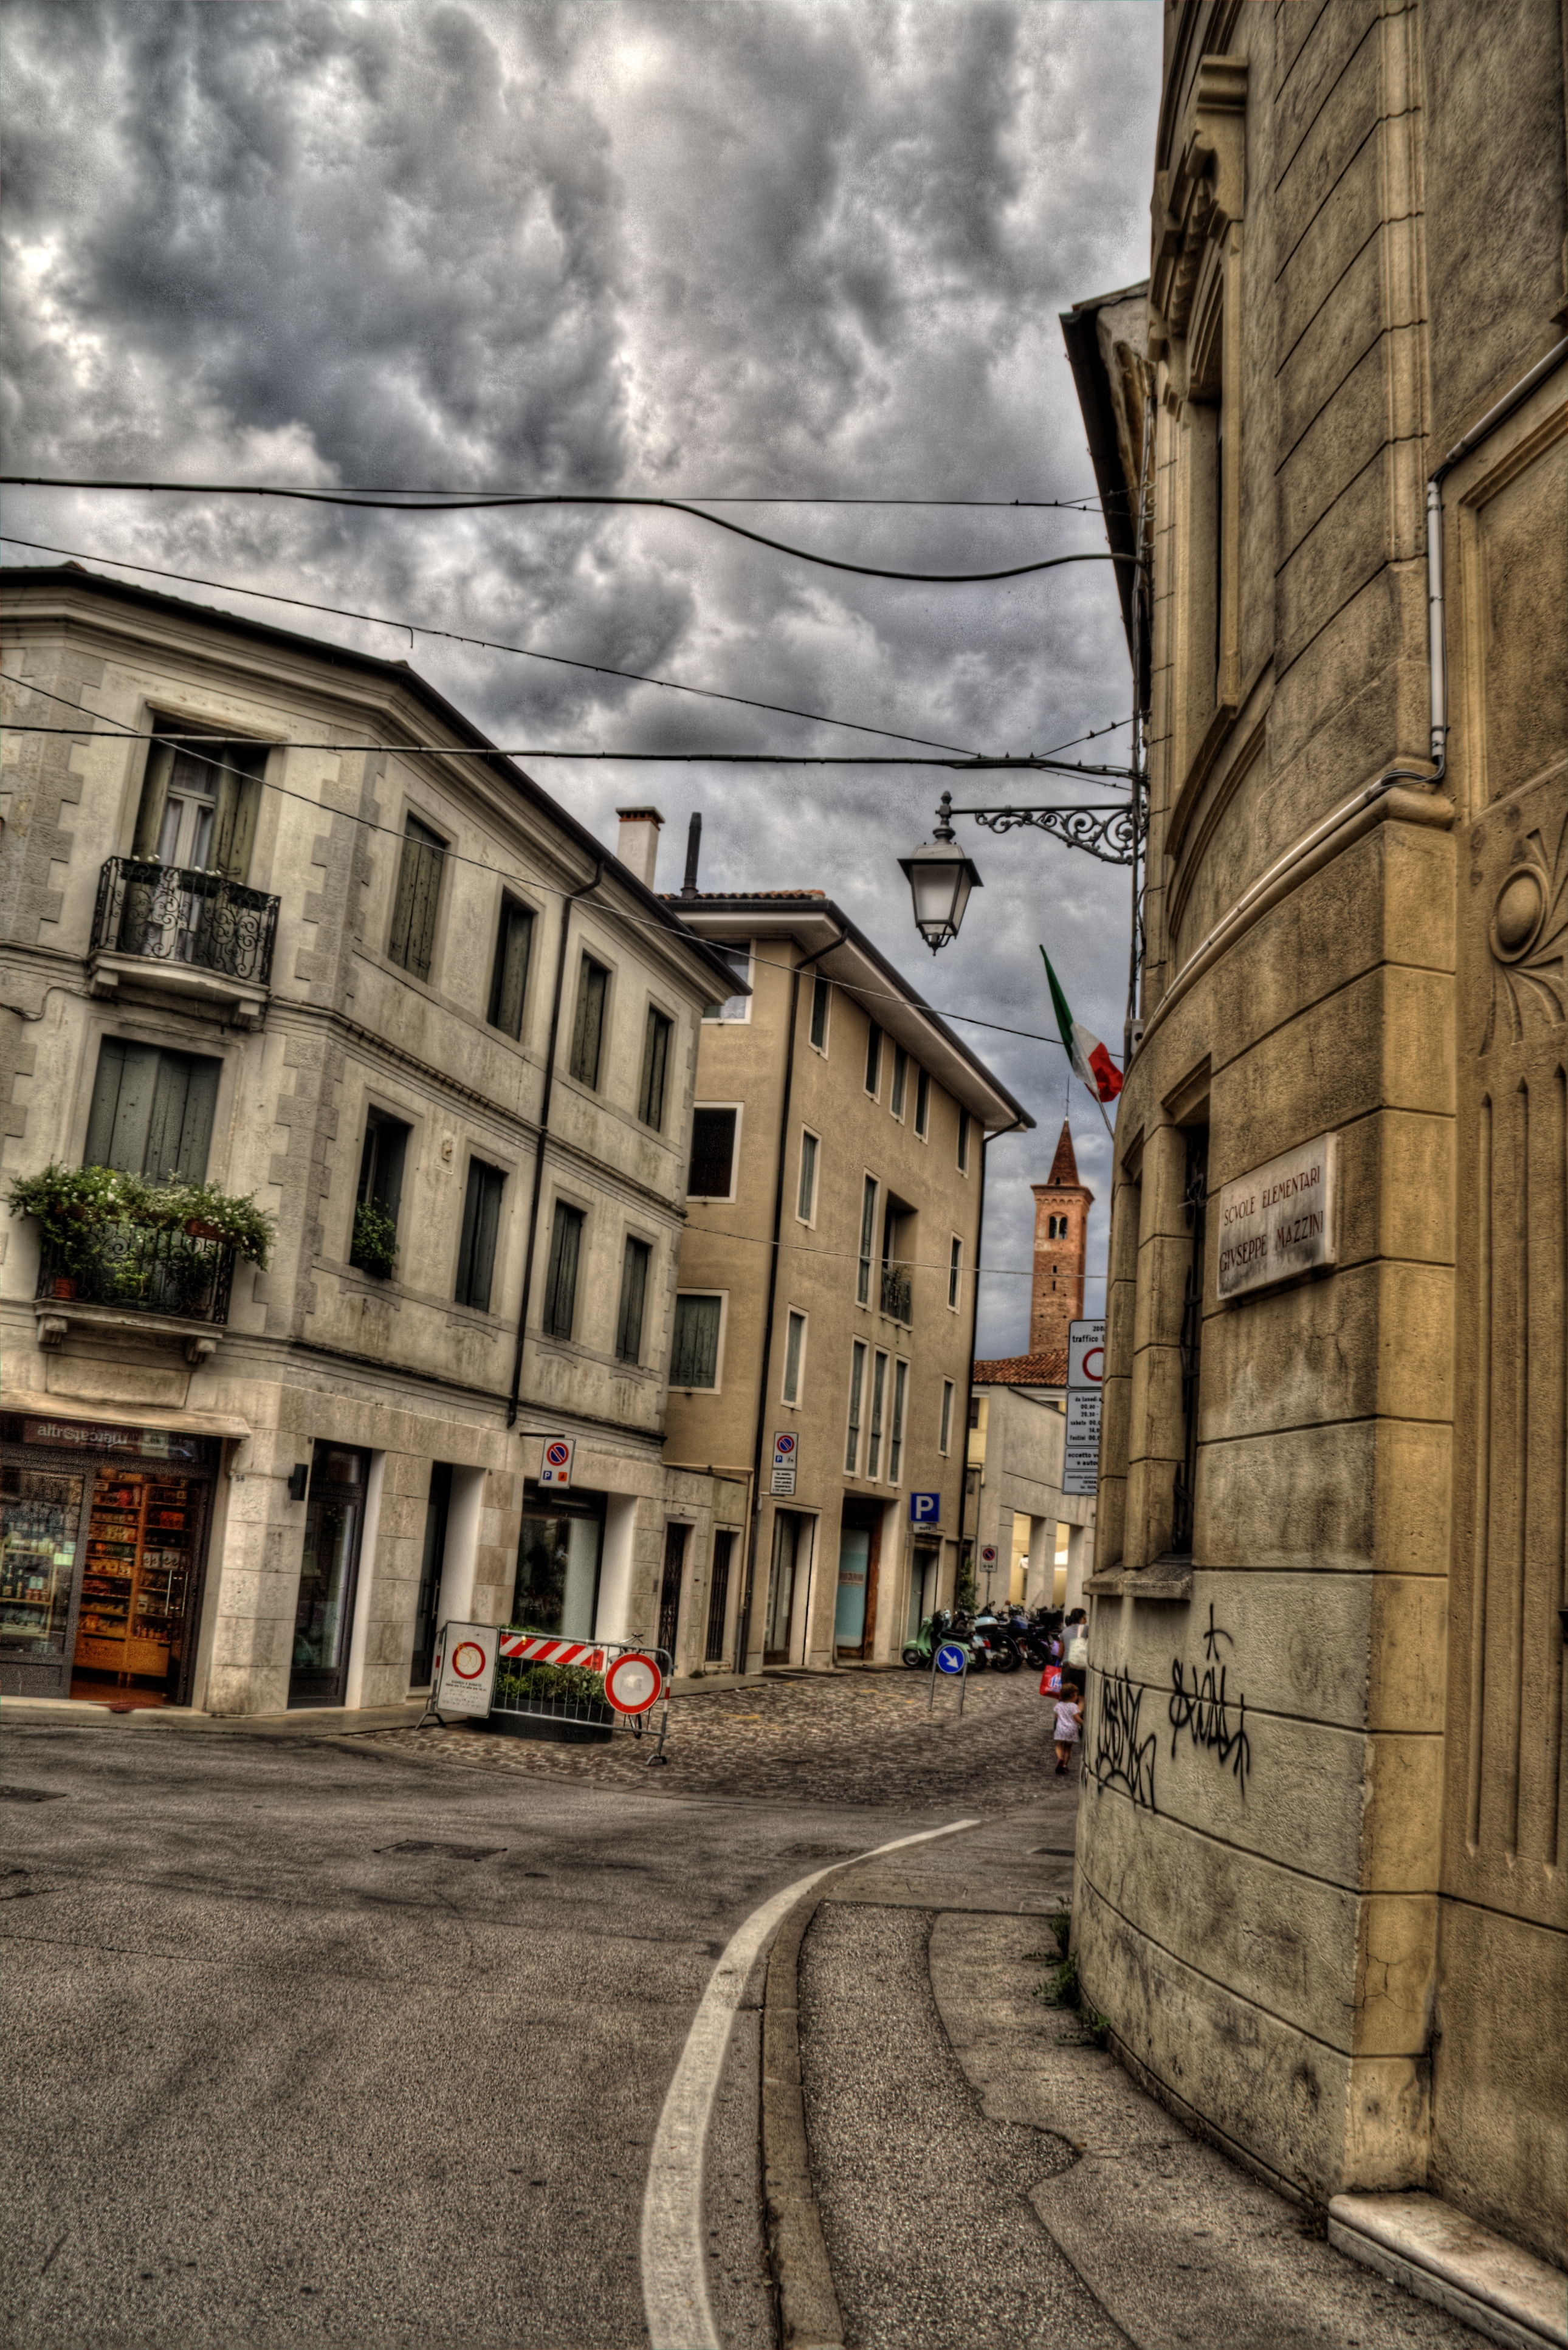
[[972, 1349, 1068, 1386]]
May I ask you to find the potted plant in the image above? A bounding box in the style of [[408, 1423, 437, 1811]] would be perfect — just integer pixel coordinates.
[[162, 1177, 275, 1268], [5, 1163, 155, 1292], [486, 1655, 614, 1745], [350, 1200, 399, 1280]]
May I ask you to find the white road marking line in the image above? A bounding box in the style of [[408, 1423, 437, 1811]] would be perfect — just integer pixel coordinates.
[[640, 1818, 982, 2350]]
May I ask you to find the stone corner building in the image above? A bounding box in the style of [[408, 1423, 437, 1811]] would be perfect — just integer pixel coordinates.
[[1065, 1, 1566, 2273], [1, 565, 742, 1714]]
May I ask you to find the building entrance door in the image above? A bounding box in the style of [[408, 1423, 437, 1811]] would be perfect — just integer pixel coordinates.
[[410, 1462, 450, 1689], [835, 1499, 882, 1661], [658, 1522, 687, 1662], [765, 1510, 809, 1664], [289, 1446, 371, 1709]]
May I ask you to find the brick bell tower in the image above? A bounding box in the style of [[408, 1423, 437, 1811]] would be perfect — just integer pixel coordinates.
[[1030, 1121, 1093, 1358]]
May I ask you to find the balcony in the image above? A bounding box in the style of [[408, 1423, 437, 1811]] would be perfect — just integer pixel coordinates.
[[89, 857, 278, 1025], [35, 1223, 235, 1366], [880, 1262, 913, 1324]]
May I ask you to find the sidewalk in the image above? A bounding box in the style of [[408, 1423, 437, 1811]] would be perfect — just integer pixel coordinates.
[[771, 1799, 1564, 2350]]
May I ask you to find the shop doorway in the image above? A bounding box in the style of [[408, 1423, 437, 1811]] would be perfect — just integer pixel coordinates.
[[410, 1462, 451, 1688], [289, 1445, 372, 1708], [909, 1540, 941, 1641], [2, 1415, 218, 1706], [836, 1499, 882, 1662], [765, 1510, 811, 1665], [704, 1528, 737, 1665], [510, 1484, 605, 1637]]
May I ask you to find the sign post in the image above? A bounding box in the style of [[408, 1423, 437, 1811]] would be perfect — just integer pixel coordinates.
[[424, 1620, 498, 1724], [770, 1431, 799, 1497], [1064, 1318, 1104, 1497], [930, 1636, 969, 1717]]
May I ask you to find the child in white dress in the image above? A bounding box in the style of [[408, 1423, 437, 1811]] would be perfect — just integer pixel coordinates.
[[1053, 1691, 1082, 1775]]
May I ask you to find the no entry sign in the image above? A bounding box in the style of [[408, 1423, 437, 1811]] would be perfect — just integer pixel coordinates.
[[604, 1651, 661, 1715], [431, 1620, 498, 1717]]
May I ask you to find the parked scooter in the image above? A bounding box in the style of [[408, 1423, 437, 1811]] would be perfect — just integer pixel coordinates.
[[901, 1607, 988, 1672], [971, 1604, 1024, 1672]]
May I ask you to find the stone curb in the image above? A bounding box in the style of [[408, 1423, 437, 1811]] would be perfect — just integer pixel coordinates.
[[761, 1888, 845, 2350]]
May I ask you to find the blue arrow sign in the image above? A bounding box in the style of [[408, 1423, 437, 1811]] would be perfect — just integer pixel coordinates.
[[935, 1642, 968, 1677]]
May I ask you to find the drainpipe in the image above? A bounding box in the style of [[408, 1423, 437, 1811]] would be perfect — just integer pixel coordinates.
[[953, 1112, 1029, 1603], [506, 859, 603, 1429], [734, 924, 845, 1675]]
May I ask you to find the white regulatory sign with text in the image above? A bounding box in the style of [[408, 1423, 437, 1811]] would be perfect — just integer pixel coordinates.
[[770, 1430, 798, 1497], [432, 1620, 498, 1717], [1217, 1132, 1339, 1300], [1062, 1390, 1101, 1497], [1068, 1320, 1106, 1390]]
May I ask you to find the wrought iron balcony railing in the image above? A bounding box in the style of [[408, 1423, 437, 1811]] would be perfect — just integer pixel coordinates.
[[36, 1222, 235, 1326], [92, 857, 280, 987], [880, 1262, 913, 1324]]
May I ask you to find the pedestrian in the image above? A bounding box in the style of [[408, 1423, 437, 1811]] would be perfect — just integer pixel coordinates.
[[1064, 1608, 1088, 1672], [1053, 1686, 1082, 1775]]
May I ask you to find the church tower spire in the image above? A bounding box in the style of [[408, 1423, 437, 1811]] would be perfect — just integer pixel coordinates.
[[1030, 1119, 1093, 1356]]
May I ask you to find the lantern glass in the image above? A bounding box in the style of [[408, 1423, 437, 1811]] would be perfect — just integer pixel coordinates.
[[899, 836, 982, 952]]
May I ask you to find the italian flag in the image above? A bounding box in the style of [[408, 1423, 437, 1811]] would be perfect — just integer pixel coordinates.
[[1041, 947, 1123, 1104]]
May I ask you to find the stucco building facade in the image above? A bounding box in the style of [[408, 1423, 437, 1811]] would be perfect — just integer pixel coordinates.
[[1065, 0, 1567, 2272], [659, 885, 1030, 1671], [1, 567, 740, 1713]]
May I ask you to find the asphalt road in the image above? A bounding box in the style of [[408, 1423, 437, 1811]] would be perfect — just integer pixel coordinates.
[[0, 1720, 965, 2350]]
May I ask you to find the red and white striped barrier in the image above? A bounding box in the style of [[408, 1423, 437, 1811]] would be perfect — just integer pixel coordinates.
[[498, 1632, 606, 1671]]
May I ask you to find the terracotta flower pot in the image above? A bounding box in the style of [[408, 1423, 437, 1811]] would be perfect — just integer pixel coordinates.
[[51, 1275, 76, 1300], [184, 1218, 224, 1243]]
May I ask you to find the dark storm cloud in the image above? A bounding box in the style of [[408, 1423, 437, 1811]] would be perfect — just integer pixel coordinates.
[[0, 0, 1161, 1344]]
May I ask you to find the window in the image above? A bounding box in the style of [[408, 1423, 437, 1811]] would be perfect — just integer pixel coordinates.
[[543, 1201, 584, 1338], [782, 1310, 806, 1404], [84, 1040, 220, 1183], [616, 1235, 650, 1364], [388, 814, 447, 981], [705, 1528, 735, 1663], [809, 971, 831, 1051], [957, 1109, 971, 1173], [488, 898, 535, 1039], [1171, 1125, 1210, 1556], [889, 1359, 908, 1483], [702, 942, 751, 1022], [845, 1340, 867, 1473], [939, 1378, 954, 1454], [671, 1293, 723, 1388], [639, 1008, 673, 1130], [915, 1067, 930, 1139], [969, 1395, 982, 1429], [454, 1158, 504, 1311], [796, 1129, 819, 1225], [866, 1350, 888, 1479], [890, 1045, 907, 1120], [948, 1235, 962, 1310], [857, 1175, 878, 1305], [352, 1108, 410, 1269], [688, 1105, 738, 1200], [131, 723, 268, 882], [864, 1022, 882, 1098], [569, 954, 609, 1088]]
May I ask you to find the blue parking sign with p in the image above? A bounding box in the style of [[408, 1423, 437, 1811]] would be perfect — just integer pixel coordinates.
[[909, 1491, 941, 1528]]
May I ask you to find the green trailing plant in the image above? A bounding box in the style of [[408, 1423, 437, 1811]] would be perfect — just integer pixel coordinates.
[[6, 1162, 275, 1269], [493, 1660, 608, 1709], [350, 1200, 399, 1279]]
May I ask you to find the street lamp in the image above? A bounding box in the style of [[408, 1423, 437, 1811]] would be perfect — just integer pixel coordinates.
[[899, 794, 983, 952]]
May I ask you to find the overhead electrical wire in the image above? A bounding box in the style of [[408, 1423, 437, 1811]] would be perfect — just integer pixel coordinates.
[[0, 533, 978, 757], [1, 473, 1121, 510], [2, 676, 1120, 1066], [0, 474, 1139, 586], [2, 533, 1128, 767]]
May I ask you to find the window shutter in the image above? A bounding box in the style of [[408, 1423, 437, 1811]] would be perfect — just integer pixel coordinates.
[[490, 901, 534, 1039], [545, 1203, 583, 1338], [617, 1237, 650, 1363], [84, 1039, 129, 1168], [211, 749, 264, 884], [640, 1008, 671, 1128], [670, 1294, 721, 1387], [456, 1162, 483, 1305], [131, 743, 175, 862], [687, 1107, 737, 1198], [570, 957, 608, 1087]]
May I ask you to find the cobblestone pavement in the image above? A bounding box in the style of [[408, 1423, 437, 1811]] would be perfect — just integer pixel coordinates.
[[360, 1666, 1067, 1810]]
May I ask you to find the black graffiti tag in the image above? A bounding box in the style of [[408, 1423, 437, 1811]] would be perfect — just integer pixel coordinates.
[[1091, 1665, 1157, 1811], [1169, 1606, 1251, 1792]]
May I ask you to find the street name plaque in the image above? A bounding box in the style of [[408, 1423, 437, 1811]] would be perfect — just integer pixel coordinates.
[[1217, 1132, 1339, 1299]]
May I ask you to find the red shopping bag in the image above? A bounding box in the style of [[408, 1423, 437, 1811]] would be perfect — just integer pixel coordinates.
[[1039, 1666, 1061, 1696]]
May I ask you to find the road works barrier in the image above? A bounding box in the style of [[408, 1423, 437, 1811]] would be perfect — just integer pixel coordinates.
[[487, 1630, 673, 1764]]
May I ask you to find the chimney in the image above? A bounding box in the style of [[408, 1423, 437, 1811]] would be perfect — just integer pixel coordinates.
[[616, 806, 664, 888], [1030, 1119, 1093, 1357]]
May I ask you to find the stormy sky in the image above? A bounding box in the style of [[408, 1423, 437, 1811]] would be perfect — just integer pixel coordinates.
[[1, 0, 1160, 1350]]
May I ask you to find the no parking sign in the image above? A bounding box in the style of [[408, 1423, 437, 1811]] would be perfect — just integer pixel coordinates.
[[540, 1437, 574, 1489]]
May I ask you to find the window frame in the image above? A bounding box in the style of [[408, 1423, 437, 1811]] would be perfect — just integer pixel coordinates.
[[948, 1234, 963, 1312], [957, 1108, 971, 1174], [487, 893, 537, 1041], [701, 940, 753, 1024], [864, 1021, 882, 1101], [568, 952, 611, 1091], [639, 1003, 674, 1132], [888, 1356, 909, 1485], [616, 1232, 653, 1366], [351, 1104, 412, 1271], [857, 1173, 879, 1307], [542, 1197, 586, 1341], [387, 811, 449, 984], [453, 1155, 506, 1314], [796, 1127, 820, 1227], [845, 1339, 867, 1475], [866, 1349, 889, 1480], [687, 1102, 743, 1203], [808, 971, 831, 1053], [890, 1043, 908, 1121], [670, 1289, 728, 1392], [914, 1065, 930, 1141], [939, 1378, 955, 1455], [781, 1308, 807, 1406]]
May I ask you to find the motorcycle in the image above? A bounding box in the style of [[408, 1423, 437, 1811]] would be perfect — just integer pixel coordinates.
[[971, 1604, 1024, 1673], [901, 1606, 988, 1672]]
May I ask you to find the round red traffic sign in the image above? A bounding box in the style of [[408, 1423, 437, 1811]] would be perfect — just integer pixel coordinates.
[[450, 1640, 488, 1680], [604, 1651, 661, 1715], [545, 1441, 571, 1468]]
